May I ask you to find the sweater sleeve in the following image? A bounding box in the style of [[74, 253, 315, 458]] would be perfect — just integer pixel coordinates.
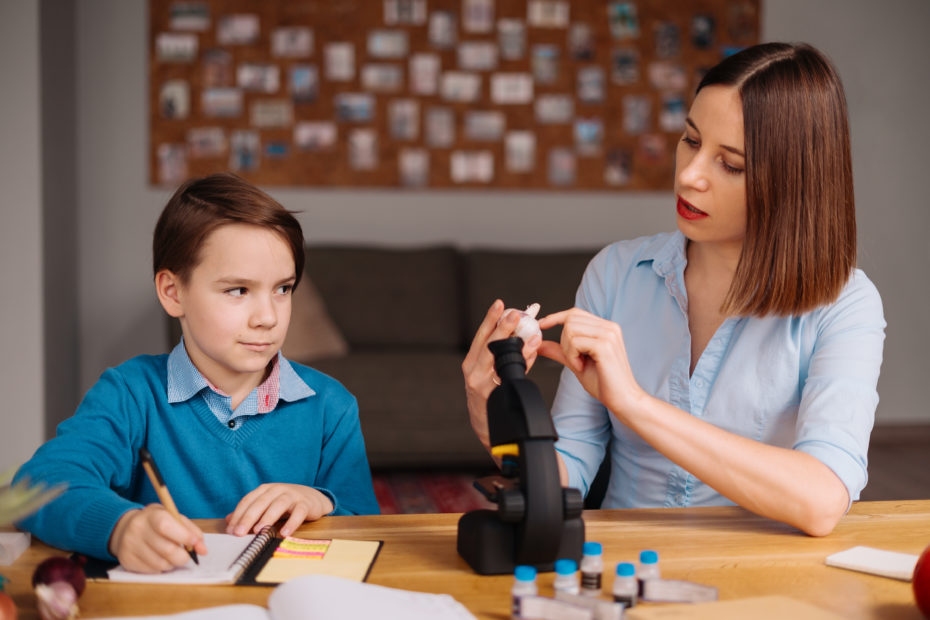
[[313, 390, 380, 516], [14, 367, 147, 560]]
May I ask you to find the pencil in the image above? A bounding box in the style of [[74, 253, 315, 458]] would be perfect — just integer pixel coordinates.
[[138, 447, 199, 565]]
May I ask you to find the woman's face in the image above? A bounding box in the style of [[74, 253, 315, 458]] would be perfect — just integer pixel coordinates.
[[673, 84, 747, 252]]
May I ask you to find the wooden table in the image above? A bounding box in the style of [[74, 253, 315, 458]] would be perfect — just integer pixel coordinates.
[[3, 500, 928, 619]]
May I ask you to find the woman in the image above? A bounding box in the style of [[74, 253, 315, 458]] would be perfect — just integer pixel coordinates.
[[463, 42, 885, 537]]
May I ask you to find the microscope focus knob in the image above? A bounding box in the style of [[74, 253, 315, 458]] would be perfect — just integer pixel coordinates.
[[498, 488, 526, 522], [563, 488, 584, 520]]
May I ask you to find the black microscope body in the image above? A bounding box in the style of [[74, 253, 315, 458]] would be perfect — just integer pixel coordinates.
[[457, 337, 585, 575]]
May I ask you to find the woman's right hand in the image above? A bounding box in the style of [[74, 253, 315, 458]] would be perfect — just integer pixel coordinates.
[[109, 504, 206, 573], [537, 307, 646, 418], [462, 299, 542, 452]]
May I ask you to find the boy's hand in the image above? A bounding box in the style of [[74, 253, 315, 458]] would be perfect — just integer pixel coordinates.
[[108, 505, 207, 574], [225, 483, 334, 538]]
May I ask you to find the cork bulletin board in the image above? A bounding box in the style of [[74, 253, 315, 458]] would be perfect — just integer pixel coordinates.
[[149, 0, 759, 190]]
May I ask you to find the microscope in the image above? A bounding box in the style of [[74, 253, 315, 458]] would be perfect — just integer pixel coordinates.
[[457, 337, 585, 575]]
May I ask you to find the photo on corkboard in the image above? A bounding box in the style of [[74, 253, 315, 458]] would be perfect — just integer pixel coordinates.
[[149, 0, 758, 190]]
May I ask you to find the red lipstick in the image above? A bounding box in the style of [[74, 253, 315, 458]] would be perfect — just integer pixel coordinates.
[[677, 196, 708, 220]]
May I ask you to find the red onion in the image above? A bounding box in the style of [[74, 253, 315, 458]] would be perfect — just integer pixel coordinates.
[[31, 557, 85, 596], [35, 582, 78, 620]]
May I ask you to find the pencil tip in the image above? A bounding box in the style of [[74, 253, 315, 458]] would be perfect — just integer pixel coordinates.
[[190, 550, 199, 565]]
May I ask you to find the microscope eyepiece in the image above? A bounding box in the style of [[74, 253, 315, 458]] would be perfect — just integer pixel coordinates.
[[489, 337, 527, 382]]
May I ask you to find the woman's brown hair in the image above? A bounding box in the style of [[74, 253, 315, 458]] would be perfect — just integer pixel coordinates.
[[699, 42, 856, 316], [153, 172, 305, 288]]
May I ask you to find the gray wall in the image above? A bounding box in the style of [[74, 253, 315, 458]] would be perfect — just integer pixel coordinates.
[[765, 2, 930, 429], [0, 1, 44, 468], [2, 0, 928, 466]]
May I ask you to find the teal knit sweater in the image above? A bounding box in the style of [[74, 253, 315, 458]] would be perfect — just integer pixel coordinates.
[[15, 354, 379, 560]]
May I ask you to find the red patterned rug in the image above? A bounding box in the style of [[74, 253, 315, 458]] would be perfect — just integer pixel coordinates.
[[372, 470, 496, 514]]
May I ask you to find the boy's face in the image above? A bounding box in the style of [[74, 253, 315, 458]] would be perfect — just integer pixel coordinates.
[[171, 223, 295, 396]]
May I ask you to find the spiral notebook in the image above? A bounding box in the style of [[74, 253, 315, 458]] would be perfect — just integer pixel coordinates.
[[104, 527, 382, 585]]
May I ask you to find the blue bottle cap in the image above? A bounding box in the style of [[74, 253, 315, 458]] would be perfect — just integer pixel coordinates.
[[554, 558, 578, 575], [583, 542, 603, 556], [515, 565, 537, 581], [640, 550, 658, 564], [616, 562, 636, 577]]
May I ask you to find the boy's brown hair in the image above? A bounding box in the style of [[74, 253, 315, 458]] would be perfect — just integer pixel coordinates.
[[698, 42, 856, 316], [153, 172, 305, 288]]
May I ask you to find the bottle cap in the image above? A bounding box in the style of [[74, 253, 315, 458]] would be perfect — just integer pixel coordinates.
[[554, 558, 578, 575], [616, 562, 636, 577], [583, 542, 603, 556], [640, 550, 658, 564], [515, 565, 537, 581]]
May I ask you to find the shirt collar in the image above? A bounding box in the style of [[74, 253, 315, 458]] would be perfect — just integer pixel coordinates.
[[166, 339, 314, 408], [636, 230, 687, 278]]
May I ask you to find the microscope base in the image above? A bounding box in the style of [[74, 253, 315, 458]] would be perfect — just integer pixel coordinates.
[[456, 509, 585, 575]]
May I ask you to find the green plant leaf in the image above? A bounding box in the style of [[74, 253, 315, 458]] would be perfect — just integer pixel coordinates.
[[0, 474, 66, 527]]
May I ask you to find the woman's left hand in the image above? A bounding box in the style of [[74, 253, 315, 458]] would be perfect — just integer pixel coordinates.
[[537, 308, 646, 417], [225, 483, 333, 538], [462, 300, 543, 451]]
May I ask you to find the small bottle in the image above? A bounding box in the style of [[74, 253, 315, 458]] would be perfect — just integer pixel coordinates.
[[552, 558, 580, 595], [637, 550, 660, 596], [612, 562, 638, 608], [580, 541, 604, 596], [511, 565, 538, 619]]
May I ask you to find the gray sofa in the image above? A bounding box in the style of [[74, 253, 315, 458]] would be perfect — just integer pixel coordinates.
[[292, 245, 599, 469]]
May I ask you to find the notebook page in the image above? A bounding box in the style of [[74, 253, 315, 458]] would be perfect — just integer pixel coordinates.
[[268, 574, 477, 620], [107, 533, 255, 584], [97, 604, 269, 620], [825, 545, 918, 581]]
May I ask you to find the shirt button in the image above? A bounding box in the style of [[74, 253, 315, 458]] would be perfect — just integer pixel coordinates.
[[228, 420, 236, 429]]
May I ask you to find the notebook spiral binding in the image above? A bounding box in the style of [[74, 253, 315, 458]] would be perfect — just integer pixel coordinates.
[[230, 525, 278, 581]]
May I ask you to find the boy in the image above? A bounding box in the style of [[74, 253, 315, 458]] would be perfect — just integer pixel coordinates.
[[15, 173, 378, 573]]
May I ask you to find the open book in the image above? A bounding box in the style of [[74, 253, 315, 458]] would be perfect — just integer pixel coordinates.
[[98, 574, 477, 620], [105, 527, 381, 585]]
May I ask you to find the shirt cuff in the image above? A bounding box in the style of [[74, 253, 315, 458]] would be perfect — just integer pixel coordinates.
[[794, 440, 866, 511]]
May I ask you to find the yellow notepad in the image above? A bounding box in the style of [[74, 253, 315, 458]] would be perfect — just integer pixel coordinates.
[[255, 537, 383, 583]]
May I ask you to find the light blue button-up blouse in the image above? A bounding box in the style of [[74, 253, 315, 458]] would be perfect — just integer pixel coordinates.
[[552, 231, 886, 509]]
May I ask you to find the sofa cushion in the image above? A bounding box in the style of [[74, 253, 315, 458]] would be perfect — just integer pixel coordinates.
[[305, 246, 463, 349], [282, 276, 349, 363], [464, 249, 598, 342], [311, 351, 569, 469], [311, 351, 490, 468]]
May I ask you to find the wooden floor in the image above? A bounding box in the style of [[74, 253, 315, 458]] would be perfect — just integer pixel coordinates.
[[860, 424, 930, 500]]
